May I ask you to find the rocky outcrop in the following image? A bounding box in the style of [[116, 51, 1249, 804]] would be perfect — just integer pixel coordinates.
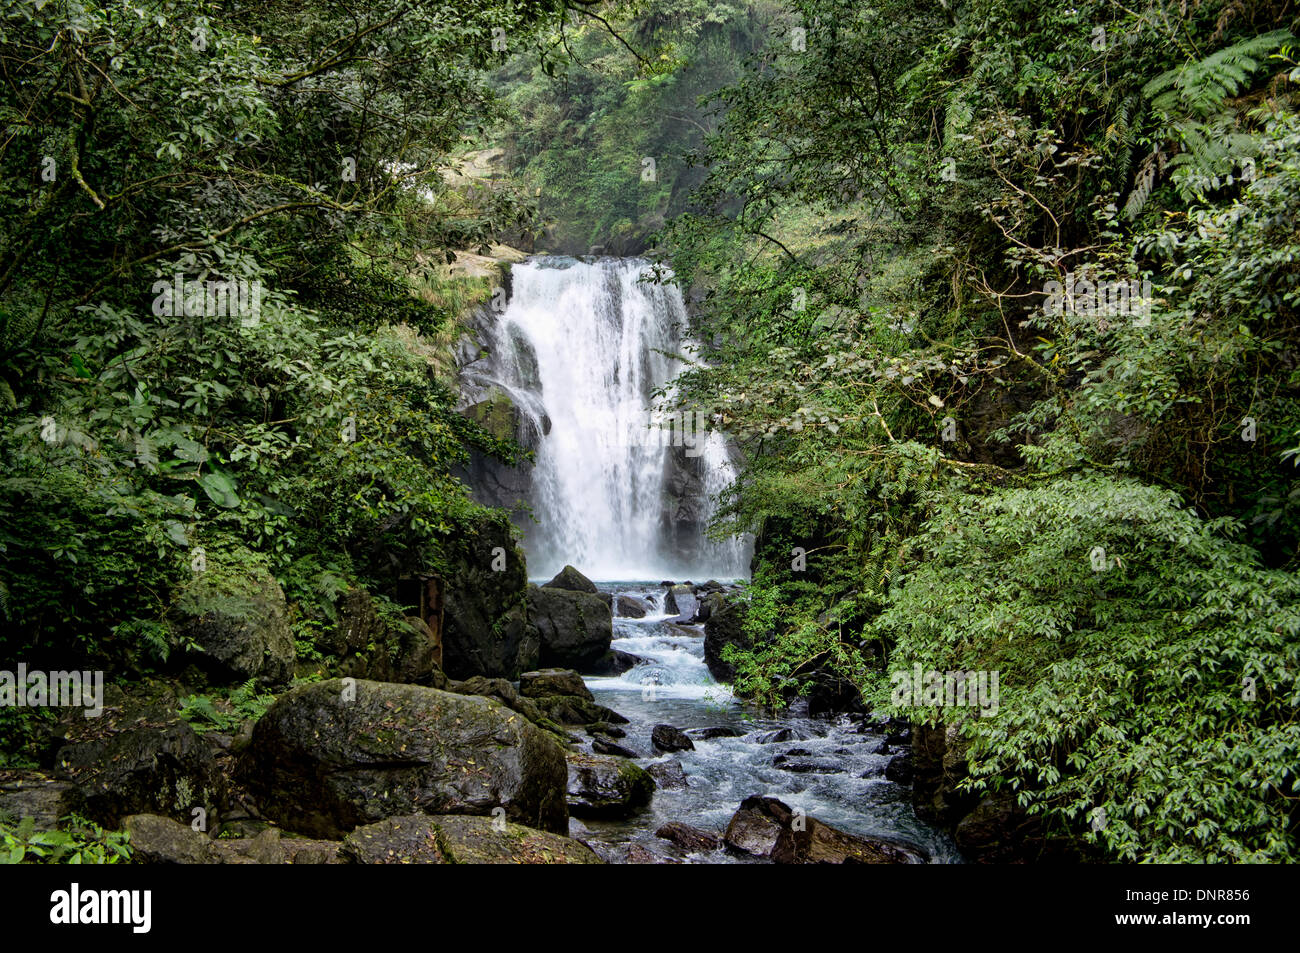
[[340, 813, 603, 864], [0, 771, 74, 830], [723, 796, 927, 864], [565, 751, 655, 819], [440, 516, 537, 680], [167, 562, 296, 686], [56, 689, 224, 828], [241, 679, 568, 838], [703, 597, 749, 683], [527, 585, 613, 673]]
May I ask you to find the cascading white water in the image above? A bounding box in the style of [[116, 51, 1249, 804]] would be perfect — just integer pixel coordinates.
[[483, 256, 748, 580]]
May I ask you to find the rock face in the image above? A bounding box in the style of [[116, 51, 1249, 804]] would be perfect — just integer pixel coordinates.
[[242, 679, 568, 838], [527, 585, 613, 673], [911, 720, 977, 827], [651, 724, 695, 753], [0, 771, 74, 830], [565, 751, 655, 819], [56, 694, 224, 828], [703, 597, 749, 683], [724, 796, 927, 864], [341, 814, 603, 864], [543, 565, 599, 594], [518, 668, 593, 701], [440, 516, 536, 680], [168, 563, 296, 686]]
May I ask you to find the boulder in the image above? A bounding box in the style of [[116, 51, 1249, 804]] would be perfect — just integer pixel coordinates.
[[167, 562, 296, 686], [340, 814, 603, 864], [591, 736, 640, 759], [663, 584, 698, 622], [912, 720, 977, 826], [565, 751, 655, 819], [885, 753, 914, 785], [587, 649, 643, 675], [614, 595, 650, 618], [527, 585, 613, 673], [646, 760, 688, 790], [702, 597, 749, 683], [689, 726, 744, 740], [440, 516, 537, 680], [655, 821, 720, 853], [125, 813, 343, 864], [518, 668, 593, 701], [444, 675, 572, 741], [242, 679, 568, 838], [543, 565, 599, 594], [724, 796, 926, 864], [651, 724, 695, 753], [56, 696, 224, 828]]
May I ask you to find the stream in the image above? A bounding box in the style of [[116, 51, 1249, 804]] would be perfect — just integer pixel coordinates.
[[572, 582, 961, 864]]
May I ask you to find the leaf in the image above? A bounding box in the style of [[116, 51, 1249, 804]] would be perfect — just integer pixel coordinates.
[[198, 470, 240, 508]]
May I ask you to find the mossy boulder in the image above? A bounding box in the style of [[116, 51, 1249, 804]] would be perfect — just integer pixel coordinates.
[[440, 516, 538, 680], [565, 751, 655, 819], [241, 679, 568, 838], [168, 560, 296, 686]]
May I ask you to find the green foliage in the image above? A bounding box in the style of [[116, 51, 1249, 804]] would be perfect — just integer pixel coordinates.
[[663, 0, 1300, 861], [0, 814, 132, 865], [178, 678, 276, 734]]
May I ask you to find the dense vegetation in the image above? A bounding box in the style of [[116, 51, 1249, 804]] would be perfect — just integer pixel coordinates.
[[659, 0, 1300, 862], [2, 0, 1296, 865]]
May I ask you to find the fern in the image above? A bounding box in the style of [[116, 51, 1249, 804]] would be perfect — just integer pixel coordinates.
[[1143, 30, 1293, 119]]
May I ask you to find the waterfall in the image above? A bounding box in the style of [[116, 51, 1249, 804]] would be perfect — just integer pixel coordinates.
[[469, 256, 750, 581]]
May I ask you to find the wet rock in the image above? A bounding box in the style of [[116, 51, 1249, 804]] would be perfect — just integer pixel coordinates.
[[771, 757, 838, 774], [651, 724, 695, 753], [703, 598, 749, 682], [527, 585, 613, 673], [242, 679, 569, 838], [724, 796, 927, 864], [625, 843, 678, 864], [57, 698, 224, 828], [755, 728, 796, 744], [587, 649, 642, 675], [565, 751, 654, 819], [519, 668, 593, 701], [655, 821, 720, 853], [646, 760, 688, 790], [543, 565, 599, 594], [885, 753, 914, 785], [341, 814, 603, 864], [664, 585, 698, 622], [167, 562, 296, 686], [591, 736, 640, 759], [615, 595, 650, 618], [688, 726, 744, 740]]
